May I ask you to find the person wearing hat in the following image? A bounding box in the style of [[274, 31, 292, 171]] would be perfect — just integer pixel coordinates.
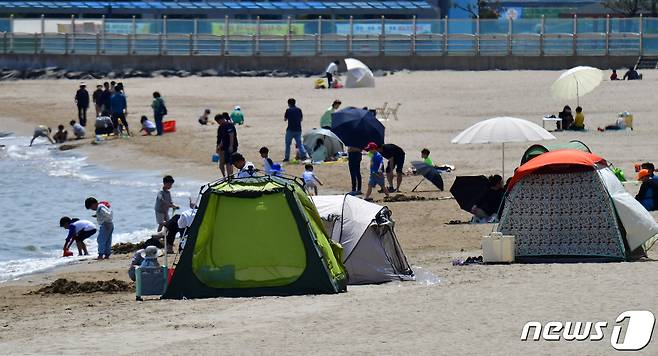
[[364, 142, 389, 201], [230, 106, 244, 125], [75, 82, 90, 127], [636, 169, 658, 211], [320, 100, 341, 130], [128, 245, 162, 281]]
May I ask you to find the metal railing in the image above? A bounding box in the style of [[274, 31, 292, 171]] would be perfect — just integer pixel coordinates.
[[2, 15, 658, 56]]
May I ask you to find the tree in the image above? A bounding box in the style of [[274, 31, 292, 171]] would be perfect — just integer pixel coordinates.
[[603, 0, 649, 17], [453, 0, 502, 19]]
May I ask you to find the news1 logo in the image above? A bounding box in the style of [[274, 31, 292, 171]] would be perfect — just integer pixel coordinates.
[[521, 311, 656, 351]]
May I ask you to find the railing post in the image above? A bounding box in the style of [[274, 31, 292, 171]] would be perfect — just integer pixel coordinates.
[[70, 15, 75, 53], [96, 32, 100, 55], [443, 15, 448, 55], [189, 33, 194, 56], [255, 16, 260, 55], [3, 32, 7, 54], [221, 34, 226, 56], [163, 15, 168, 54], [158, 33, 163, 55], [8, 14, 14, 53], [34, 32, 38, 54], [317, 16, 322, 55], [40, 14, 45, 53], [605, 14, 610, 56], [64, 32, 69, 55], [640, 14, 644, 56], [130, 15, 136, 54], [101, 15, 106, 54], [193, 17, 198, 55], [475, 16, 480, 56], [285, 16, 291, 55], [377, 15, 384, 56], [348, 15, 353, 55], [223, 15, 228, 55], [411, 15, 416, 55], [572, 14, 577, 56], [540, 15, 545, 56], [507, 16, 512, 55]]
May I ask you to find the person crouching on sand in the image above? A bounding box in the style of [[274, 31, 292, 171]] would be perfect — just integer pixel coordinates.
[[59, 217, 96, 256]]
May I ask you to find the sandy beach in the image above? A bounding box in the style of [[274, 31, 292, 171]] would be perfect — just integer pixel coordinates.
[[1, 71, 657, 355]]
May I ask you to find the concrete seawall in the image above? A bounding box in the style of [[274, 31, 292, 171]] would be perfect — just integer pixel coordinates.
[[0, 54, 638, 72]]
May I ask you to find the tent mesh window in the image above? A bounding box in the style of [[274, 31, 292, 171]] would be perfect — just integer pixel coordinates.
[[499, 170, 626, 260]]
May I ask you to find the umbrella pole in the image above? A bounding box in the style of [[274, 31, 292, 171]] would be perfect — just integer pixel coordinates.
[[502, 142, 505, 180]]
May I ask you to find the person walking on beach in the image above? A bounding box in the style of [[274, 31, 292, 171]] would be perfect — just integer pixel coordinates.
[[216, 113, 238, 177], [283, 98, 308, 162], [110, 85, 131, 136], [380, 143, 406, 192], [155, 175, 179, 232], [92, 84, 103, 118], [302, 164, 323, 195], [151, 91, 168, 136], [74, 82, 90, 127], [325, 60, 339, 88], [347, 146, 362, 195], [59, 217, 96, 256], [29, 125, 54, 146], [85, 197, 114, 260], [320, 99, 341, 130]]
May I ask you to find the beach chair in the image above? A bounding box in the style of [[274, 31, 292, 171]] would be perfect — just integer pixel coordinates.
[[135, 265, 168, 301], [386, 103, 401, 120], [375, 102, 389, 120]]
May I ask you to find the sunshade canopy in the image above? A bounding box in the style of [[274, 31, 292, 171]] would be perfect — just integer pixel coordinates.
[[303, 128, 344, 161], [451, 117, 556, 144], [331, 107, 385, 148], [344, 58, 375, 88], [551, 66, 603, 104]]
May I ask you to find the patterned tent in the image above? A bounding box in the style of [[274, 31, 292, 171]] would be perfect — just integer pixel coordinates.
[[498, 150, 658, 262]]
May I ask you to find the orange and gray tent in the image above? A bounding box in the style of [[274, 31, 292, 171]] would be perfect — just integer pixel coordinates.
[[498, 150, 658, 262], [312, 195, 414, 284], [162, 175, 347, 299]]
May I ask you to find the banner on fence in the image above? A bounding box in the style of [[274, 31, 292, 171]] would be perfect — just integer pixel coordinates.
[[335, 23, 432, 35], [210, 22, 305, 35]]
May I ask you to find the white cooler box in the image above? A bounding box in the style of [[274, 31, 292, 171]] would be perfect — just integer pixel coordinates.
[[482, 232, 515, 263]]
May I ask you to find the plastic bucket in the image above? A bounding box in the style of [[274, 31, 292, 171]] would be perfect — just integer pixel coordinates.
[[163, 120, 176, 133]]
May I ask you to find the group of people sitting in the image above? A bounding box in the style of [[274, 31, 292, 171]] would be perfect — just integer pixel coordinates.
[[29, 121, 87, 146], [610, 68, 641, 81], [198, 107, 244, 126], [556, 105, 586, 131]]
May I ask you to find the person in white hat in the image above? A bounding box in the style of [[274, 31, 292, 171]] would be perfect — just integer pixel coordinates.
[[75, 82, 90, 127], [230, 106, 244, 126]]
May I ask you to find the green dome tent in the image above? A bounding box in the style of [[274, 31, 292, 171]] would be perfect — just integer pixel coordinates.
[[520, 140, 591, 165], [162, 174, 347, 299]]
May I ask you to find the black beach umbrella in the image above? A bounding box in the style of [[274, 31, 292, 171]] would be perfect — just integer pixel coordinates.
[[410, 161, 444, 191], [449, 175, 490, 212], [331, 107, 385, 149]]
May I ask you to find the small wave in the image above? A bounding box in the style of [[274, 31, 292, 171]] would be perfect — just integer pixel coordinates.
[[23, 245, 39, 252]]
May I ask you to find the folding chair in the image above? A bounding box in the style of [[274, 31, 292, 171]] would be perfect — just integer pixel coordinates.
[[375, 102, 389, 121], [386, 103, 401, 120]]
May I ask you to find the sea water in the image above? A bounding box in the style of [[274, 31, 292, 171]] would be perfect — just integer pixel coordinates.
[[0, 135, 202, 282]]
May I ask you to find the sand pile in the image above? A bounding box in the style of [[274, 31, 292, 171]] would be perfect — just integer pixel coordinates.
[[33, 278, 133, 294]]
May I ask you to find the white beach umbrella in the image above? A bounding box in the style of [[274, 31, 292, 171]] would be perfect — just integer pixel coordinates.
[[551, 66, 603, 106], [451, 117, 556, 177]]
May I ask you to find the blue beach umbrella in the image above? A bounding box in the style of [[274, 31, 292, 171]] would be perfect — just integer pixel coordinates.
[[331, 107, 385, 149]]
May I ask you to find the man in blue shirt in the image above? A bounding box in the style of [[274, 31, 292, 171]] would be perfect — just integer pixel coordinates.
[[283, 98, 308, 162], [110, 85, 131, 136], [364, 142, 389, 201]]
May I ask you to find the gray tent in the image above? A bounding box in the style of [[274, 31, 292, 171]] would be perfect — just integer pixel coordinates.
[[312, 195, 414, 284], [303, 128, 344, 162]]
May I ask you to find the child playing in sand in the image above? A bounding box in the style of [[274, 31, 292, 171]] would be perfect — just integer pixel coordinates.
[[155, 175, 179, 232], [59, 217, 96, 256], [69, 120, 86, 139], [140, 116, 157, 136], [85, 197, 114, 260], [364, 142, 390, 201], [260, 146, 275, 175], [421, 148, 433, 166], [570, 106, 585, 130], [198, 109, 211, 125], [302, 164, 323, 195], [230, 106, 244, 125], [53, 125, 68, 143]]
